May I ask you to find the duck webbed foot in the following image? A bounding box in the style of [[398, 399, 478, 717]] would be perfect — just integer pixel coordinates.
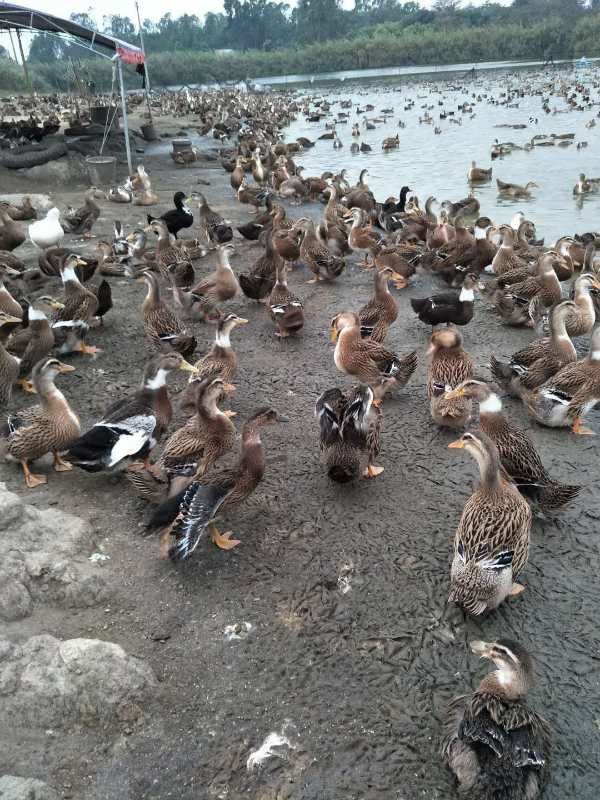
[[53, 452, 73, 472], [363, 464, 384, 479], [209, 523, 241, 550], [21, 460, 47, 488]]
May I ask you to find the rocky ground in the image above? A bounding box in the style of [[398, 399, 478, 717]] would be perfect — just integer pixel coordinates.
[[0, 116, 599, 799]]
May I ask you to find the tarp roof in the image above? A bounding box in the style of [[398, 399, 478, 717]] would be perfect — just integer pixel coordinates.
[[0, 2, 144, 63]]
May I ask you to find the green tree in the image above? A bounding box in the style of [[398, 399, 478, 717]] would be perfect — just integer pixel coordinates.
[[29, 33, 62, 63], [295, 0, 344, 43]]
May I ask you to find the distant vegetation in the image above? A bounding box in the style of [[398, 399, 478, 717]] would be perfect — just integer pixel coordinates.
[[2, 1, 600, 91]]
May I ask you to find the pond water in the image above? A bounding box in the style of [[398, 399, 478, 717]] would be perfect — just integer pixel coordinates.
[[284, 65, 600, 241]]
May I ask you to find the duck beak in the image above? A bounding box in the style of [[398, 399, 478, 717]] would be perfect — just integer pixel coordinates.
[[448, 438, 465, 449], [126, 233, 136, 242], [330, 327, 339, 343], [234, 317, 249, 325], [3, 265, 20, 277], [57, 362, 76, 373], [49, 299, 65, 310], [178, 360, 198, 374], [445, 387, 464, 400], [470, 640, 493, 658], [76, 258, 88, 267]]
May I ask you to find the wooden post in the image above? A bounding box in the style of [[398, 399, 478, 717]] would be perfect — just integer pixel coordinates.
[[117, 57, 133, 173]]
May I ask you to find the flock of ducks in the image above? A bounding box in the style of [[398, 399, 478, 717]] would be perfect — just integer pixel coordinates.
[[1, 80, 599, 798]]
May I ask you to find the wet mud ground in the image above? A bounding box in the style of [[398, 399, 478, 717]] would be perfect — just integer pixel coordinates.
[[1, 139, 600, 799]]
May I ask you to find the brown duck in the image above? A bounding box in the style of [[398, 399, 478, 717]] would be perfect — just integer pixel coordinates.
[[140, 271, 196, 358], [0, 207, 26, 251], [358, 266, 398, 342], [150, 407, 287, 560], [268, 261, 304, 338], [331, 311, 418, 402], [446, 379, 581, 510], [3, 357, 79, 488], [426, 328, 474, 429], [160, 377, 236, 476], [0, 311, 23, 406], [179, 313, 248, 415]]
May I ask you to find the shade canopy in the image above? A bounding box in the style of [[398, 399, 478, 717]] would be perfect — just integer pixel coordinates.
[[0, 2, 144, 63]]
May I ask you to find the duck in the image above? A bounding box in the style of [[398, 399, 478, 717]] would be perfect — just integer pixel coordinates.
[[443, 638, 551, 800], [67, 352, 197, 475], [427, 328, 473, 428], [29, 207, 65, 250], [147, 191, 193, 238], [178, 313, 248, 417], [343, 169, 376, 214], [107, 181, 133, 204], [494, 253, 562, 328], [411, 274, 477, 329], [573, 173, 594, 195], [2, 357, 79, 488], [38, 248, 96, 282], [297, 218, 345, 283], [382, 134, 399, 150], [1, 196, 37, 221], [490, 301, 577, 395], [565, 274, 599, 336], [149, 407, 286, 560], [145, 220, 194, 283], [62, 188, 103, 237], [489, 225, 529, 276], [330, 311, 418, 403], [273, 225, 304, 269], [448, 431, 532, 615], [496, 179, 538, 199], [0, 311, 23, 406], [0, 265, 23, 319], [348, 208, 383, 268], [239, 233, 281, 302], [315, 385, 383, 481], [467, 161, 492, 182], [134, 187, 161, 206], [51, 254, 102, 356], [237, 179, 271, 213], [236, 197, 275, 242], [0, 208, 26, 251], [230, 157, 245, 191], [446, 379, 581, 509], [437, 217, 497, 284], [189, 243, 240, 314], [358, 266, 398, 342], [195, 192, 233, 245], [160, 377, 236, 477], [139, 271, 196, 358], [278, 166, 309, 204], [523, 325, 600, 434], [7, 298, 60, 394], [268, 261, 304, 339]]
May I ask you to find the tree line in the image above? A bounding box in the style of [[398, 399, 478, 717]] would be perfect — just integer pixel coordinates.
[[0, 1, 598, 91]]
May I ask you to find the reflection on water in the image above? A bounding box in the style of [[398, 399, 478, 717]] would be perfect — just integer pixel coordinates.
[[284, 66, 600, 241]]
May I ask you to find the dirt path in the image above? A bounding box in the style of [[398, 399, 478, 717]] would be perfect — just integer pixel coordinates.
[[1, 144, 598, 799]]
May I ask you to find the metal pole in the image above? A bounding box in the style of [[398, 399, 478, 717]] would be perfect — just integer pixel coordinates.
[[135, 1, 152, 95], [15, 29, 31, 91], [8, 30, 19, 64], [117, 57, 133, 173]]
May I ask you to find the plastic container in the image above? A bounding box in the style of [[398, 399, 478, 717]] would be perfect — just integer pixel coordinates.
[[85, 155, 117, 186], [141, 123, 158, 142], [172, 138, 191, 154]]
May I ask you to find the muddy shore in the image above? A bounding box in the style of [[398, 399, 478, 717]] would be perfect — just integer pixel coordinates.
[[0, 116, 599, 799]]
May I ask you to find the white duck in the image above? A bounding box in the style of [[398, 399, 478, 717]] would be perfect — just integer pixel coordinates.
[[28, 207, 64, 250]]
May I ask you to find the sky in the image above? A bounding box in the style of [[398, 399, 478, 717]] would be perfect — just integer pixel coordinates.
[[7, 0, 513, 25]]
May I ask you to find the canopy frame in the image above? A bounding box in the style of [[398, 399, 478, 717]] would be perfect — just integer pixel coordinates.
[[0, 2, 146, 172]]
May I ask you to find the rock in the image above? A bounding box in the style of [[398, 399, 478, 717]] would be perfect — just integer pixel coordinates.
[[0, 635, 158, 728], [0, 483, 110, 621], [0, 776, 59, 800]]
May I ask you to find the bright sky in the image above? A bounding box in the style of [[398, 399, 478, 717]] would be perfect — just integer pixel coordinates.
[[8, 0, 513, 24]]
